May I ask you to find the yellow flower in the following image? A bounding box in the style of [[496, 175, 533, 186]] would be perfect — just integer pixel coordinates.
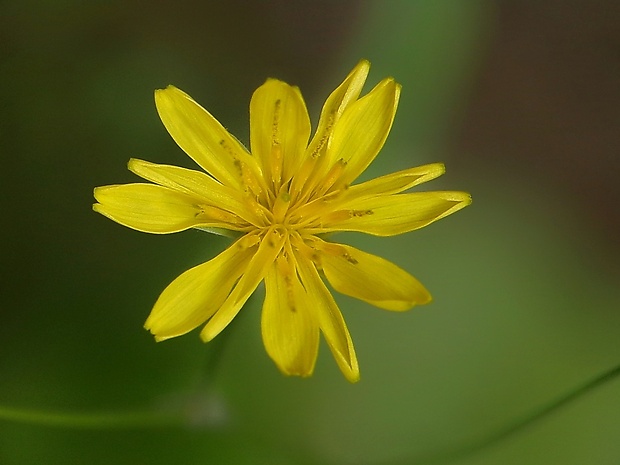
[[93, 60, 471, 382]]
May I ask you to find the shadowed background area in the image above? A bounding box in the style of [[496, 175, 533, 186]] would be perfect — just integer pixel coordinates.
[[1, 1, 619, 464]]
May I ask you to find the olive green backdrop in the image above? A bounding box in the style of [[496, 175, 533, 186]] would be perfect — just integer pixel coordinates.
[[1, 1, 619, 464]]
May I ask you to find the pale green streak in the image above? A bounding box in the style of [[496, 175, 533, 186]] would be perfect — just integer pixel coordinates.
[[0, 406, 182, 429]]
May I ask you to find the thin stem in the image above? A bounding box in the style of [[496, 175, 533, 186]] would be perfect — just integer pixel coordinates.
[[408, 362, 620, 465], [0, 406, 182, 429]]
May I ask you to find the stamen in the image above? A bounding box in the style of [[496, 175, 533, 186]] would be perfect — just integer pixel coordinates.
[[291, 233, 321, 266], [265, 226, 286, 248], [195, 205, 244, 226], [315, 158, 347, 197], [271, 143, 282, 188], [272, 186, 291, 224], [244, 195, 272, 226], [236, 158, 264, 200], [315, 241, 347, 257], [271, 99, 283, 189], [350, 209, 374, 217], [236, 233, 261, 250], [310, 131, 329, 159], [275, 254, 296, 312], [289, 155, 316, 202], [317, 208, 374, 226], [308, 238, 358, 265], [286, 196, 326, 228], [221, 139, 265, 201], [290, 111, 335, 203]]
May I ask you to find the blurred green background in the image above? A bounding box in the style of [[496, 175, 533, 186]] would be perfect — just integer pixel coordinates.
[[2, 1, 619, 464]]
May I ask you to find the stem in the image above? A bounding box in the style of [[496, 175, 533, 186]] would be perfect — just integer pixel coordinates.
[[409, 362, 620, 465], [0, 406, 182, 429]]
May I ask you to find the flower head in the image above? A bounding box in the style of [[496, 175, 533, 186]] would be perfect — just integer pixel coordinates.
[[93, 60, 471, 382]]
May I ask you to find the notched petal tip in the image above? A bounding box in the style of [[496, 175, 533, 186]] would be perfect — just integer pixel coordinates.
[[262, 77, 287, 87], [445, 191, 473, 209], [127, 157, 140, 170], [92, 185, 107, 201], [154, 86, 195, 113], [93, 185, 122, 205], [144, 316, 181, 342], [154, 86, 173, 104], [376, 76, 400, 95], [148, 331, 174, 343], [335, 354, 360, 383], [155, 84, 180, 95], [127, 158, 156, 179], [273, 358, 317, 379]]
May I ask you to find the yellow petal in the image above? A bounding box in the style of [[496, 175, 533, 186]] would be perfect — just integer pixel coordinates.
[[291, 60, 370, 198], [155, 86, 264, 193], [344, 163, 445, 198], [145, 243, 255, 341], [326, 78, 400, 187], [93, 184, 204, 234], [295, 255, 360, 383], [250, 79, 311, 186], [128, 158, 261, 226], [200, 228, 286, 342], [261, 255, 319, 377], [315, 241, 431, 310], [321, 191, 472, 236], [306, 60, 370, 160]]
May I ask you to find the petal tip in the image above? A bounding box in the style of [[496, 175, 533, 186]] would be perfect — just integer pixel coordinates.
[[199, 327, 215, 343], [416, 294, 433, 306], [155, 85, 178, 94], [354, 59, 371, 73], [279, 366, 316, 379], [92, 186, 109, 204], [127, 157, 149, 175], [346, 370, 361, 383], [154, 85, 185, 106], [126, 158, 138, 172]]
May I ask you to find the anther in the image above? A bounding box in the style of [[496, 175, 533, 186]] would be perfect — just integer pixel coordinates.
[[272, 186, 291, 223], [237, 233, 261, 250], [315, 158, 347, 197], [270, 99, 284, 189], [349, 209, 373, 217]]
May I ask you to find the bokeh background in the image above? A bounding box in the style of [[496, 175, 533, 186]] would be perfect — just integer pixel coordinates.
[[1, 1, 619, 464]]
